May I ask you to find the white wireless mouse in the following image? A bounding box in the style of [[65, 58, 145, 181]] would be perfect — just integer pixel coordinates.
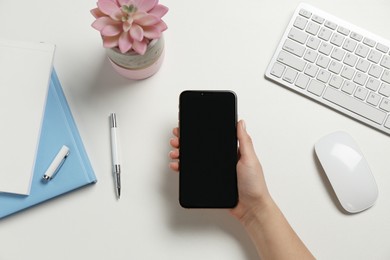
[[314, 131, 378, 213]]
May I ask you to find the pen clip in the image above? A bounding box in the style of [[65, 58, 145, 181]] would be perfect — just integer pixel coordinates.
[[110, 113, 117, 128]]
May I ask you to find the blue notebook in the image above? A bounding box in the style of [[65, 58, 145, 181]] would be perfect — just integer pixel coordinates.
[[0, 69, 97, 219]]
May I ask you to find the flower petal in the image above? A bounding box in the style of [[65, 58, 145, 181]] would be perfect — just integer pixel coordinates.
[[90, 8, 105, 18], [122, 19, 133, 32], [132, 11, 146, 20], [110, 9, 123, 21], [118, 0, 131, 6], [143, 26, 161, 39], [130, 24, 144, 41], [101, 24, 122, 36], [92, 17, 118, 31], [134, 13, 160, 26], [132, 39, 148, 55], [97, 0, 121, 16], [118, 32, 133, 53], [154, 20, 167, 32], [103, 35, 120, 48], [149, 4, 168, 18], [133, 0, 158, 12]]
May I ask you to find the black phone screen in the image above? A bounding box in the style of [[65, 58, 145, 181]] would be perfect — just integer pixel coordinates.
[[179, 91, 238, 208]]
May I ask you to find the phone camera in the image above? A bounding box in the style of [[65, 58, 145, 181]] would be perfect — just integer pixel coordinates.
[[201, 92, 204, 96]]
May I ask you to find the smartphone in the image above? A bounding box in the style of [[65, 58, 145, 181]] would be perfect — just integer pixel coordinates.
[[179, 90, 238, 208]]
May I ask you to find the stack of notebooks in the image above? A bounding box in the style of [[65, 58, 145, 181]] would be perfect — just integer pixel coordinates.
[[0, 39, 97, 219]]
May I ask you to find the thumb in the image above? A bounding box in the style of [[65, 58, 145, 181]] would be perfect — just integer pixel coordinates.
[[237, 120, 257, 160]]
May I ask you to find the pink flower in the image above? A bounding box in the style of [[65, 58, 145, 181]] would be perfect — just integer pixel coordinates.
[[91, 0, 168, 55]]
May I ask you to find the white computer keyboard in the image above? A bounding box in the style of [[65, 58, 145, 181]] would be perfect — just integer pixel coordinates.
[[265, 3, 390, 135]]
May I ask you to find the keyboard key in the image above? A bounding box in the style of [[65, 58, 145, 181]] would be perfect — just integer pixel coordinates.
[[305, 21, 320, 35], [366, 77, 380, 91], [318, 27, 332, 41], [382, 70, 390, 83], [379, 98, 390, 112], [342, 81, 356, 94], [304, 49, 318, 63], [376, 43, 389, 53], [353, 71, 368, 86], [331, 48, 346, 61], [379, 83, 390, 97], [328, 60, 343, 74], [317, 69, 331, 83], [299, 9, 312, 19], [316, 55, 330, 68], [367, 92, 381, 106], [343, 53, 358, 67], [305, 63, 319, 77], [330, 33, 345, 47], [293, 16, 308, 30], [350, 32, 363, 42], [380, 55, 390, 69], [306, 36, 321, 50], [356, 59, 370, 72], [288, 27, 308, 44], [355, 44, 369, 58], [343, 38, 357, 52], [319, 42, 333, 55], [329, 75, 343, 89], [368, 49, 382, 63], [324, 20, 337, 30], [337, 26, 350, 36], [354, 86, 368, 100], [283, 68, 298, 83], [363, 37, 376, 47], [295, 74, 310, 89], [308, 79, 325, 96], [368, 64, 383, 78], [323, 87, 386, 124], [341, 66, 355, 80], [312, 15, 325, 24], [277, 51, 306, 71], [385, 117, 390, 129], [270, 62, 285, 78], [283, 39, 306, 57]]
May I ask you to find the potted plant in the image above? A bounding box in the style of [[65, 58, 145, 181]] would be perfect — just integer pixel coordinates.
[[91, 0, 168, 80]]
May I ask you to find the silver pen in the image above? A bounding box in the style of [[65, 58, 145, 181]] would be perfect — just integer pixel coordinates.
[[110, 113, 121, 198]]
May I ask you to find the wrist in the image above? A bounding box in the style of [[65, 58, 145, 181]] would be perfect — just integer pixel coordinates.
[[239, 196, 276, 228]]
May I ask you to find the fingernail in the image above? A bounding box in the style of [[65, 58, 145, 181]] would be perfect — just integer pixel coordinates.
[[241, 120, 246, 131]]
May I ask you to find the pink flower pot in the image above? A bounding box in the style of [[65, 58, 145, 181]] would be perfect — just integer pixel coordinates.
[[106, 36, 165, 80]]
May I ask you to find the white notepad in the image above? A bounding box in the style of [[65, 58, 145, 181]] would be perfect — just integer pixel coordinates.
[[0, 39, 55, 195]]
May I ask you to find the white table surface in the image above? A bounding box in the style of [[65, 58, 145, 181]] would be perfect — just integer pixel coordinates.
[[1, 0, 390, 259]]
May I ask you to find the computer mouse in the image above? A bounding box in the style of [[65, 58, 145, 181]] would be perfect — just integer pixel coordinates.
[[314, 131, 378, 213]]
